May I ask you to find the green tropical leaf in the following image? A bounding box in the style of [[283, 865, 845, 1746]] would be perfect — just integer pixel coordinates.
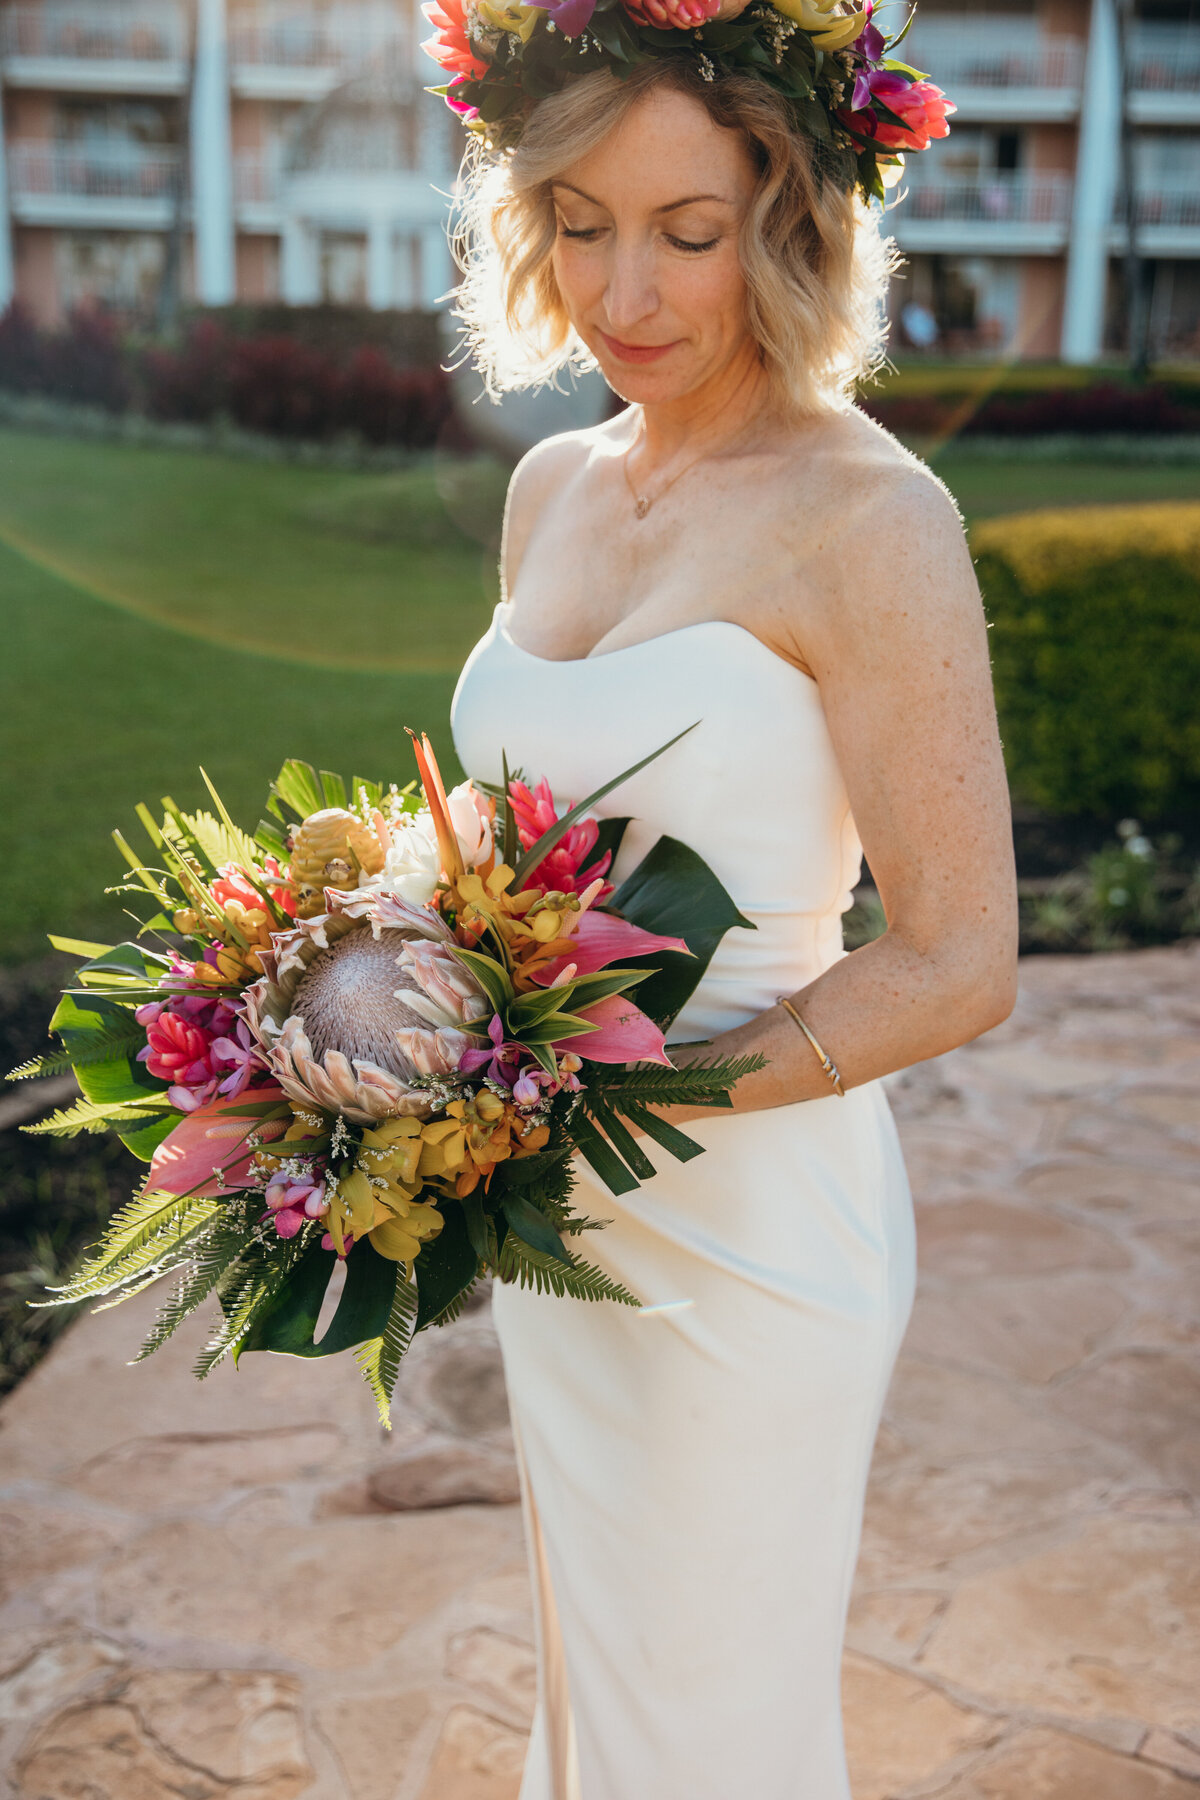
[[415, 1205, 482, 1329], [618, 1103, 706, 1163], [320, 770, 348, 809], [567, 1109, 641, 1195], [512, 725, 698, 891], [269, 758, 325, 822], [47, 936, 116, 959], [501, 1194, 574, 1264], [580, 1098, 657, 1182], [237, 1237, 398, 1360], [610, 835, 754, 1026], [449, 947, 514, 1014]]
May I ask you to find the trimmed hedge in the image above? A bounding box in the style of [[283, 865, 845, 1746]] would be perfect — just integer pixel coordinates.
[[975, 503, 1200, 820], [863, 380, 1200, 439]]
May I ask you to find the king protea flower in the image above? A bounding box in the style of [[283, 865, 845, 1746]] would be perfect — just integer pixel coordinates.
[[241, 889, 488, 1124]]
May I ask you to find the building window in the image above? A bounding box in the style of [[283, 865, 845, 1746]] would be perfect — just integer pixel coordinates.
[[54, 232, 166, 312], [319, 232, 367, 304]]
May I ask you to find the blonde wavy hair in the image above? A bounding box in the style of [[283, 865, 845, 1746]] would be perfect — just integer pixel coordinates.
[[451, 59, 901, 416]]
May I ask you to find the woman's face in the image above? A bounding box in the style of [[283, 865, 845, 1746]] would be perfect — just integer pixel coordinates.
[[549, 86, 759, 407]]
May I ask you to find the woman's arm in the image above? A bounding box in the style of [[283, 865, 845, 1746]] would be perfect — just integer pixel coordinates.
[[670, 470, 1019, 1115]]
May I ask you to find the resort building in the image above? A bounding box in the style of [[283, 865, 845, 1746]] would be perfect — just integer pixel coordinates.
[[0, 0, 459, 319], [0, 0, 1197, 360]]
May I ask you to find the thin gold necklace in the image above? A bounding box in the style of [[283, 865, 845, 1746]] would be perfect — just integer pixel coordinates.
[[621, 419, 754, 520]]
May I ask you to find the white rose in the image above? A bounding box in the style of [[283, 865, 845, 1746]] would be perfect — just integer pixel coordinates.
[[360, 811, 442, 907]]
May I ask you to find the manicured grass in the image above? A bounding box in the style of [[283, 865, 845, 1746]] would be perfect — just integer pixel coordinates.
[[0, 438, 495, 964], [0, 430, 503, 672], [1, 423, 1194, 962], [928, 448, 1200, 523]]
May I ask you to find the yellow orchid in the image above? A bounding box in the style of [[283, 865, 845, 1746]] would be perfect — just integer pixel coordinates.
[[476, 0, 539, 40], [370, 1199, 444, 1263], [770, 0, 867, 48]]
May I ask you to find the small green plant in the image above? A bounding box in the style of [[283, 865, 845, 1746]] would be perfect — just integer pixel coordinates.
[[1020, 822, 1199, 953]]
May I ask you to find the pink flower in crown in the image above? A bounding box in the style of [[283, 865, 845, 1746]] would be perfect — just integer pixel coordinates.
[[421, 0, 490, 80], [837, 73, 955, 153], [508, 778, 614, 901], [620, 0, 722, 27]]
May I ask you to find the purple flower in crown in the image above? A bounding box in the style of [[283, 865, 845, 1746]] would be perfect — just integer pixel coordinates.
[[526, 0, 598, 36], [849, 0, 885, 71]]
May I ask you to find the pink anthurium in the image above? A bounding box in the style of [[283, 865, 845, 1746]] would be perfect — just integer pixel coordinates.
[[148, 1083, 289, 1199], [554, 994, 672, 1066], [533, 912, 691, 985]]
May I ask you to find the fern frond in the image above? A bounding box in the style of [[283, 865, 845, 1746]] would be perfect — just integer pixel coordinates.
[[588, 1053, 765, 1106], [354, 1271, 418, 1428], [496, 1238, 640, 1307], [181, 807, 261, 877], [193, 1236, 308, 1379], [133, 1220, 249, 1360], [49, 1189, 224, 1303], [23, 1094, 170, 1138], [429, 1278, 480, 1328], [7, 1018, 146, 1082]]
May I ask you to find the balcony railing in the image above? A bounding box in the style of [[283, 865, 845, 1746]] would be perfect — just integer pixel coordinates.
[[1116, 185, 1200, 230], [1126, 24, 1200, 95], [903, 21, 1083, 93], [229, 8, 404, 71], [0, 3, 184, 62], [897, 172, 1073, 227], [8, 138, 182, 201]]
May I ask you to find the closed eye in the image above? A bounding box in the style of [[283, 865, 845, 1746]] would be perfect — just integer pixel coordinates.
[[667, 235, 720, 254]]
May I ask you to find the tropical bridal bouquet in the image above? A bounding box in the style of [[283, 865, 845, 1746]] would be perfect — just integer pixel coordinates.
[[14, 732, 760, 1423]]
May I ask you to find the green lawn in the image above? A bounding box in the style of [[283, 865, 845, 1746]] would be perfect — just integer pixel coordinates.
[[1, 423, 1195, 963]]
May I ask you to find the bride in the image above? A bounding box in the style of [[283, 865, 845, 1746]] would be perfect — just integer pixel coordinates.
[[433, 14, 1018, 1796]]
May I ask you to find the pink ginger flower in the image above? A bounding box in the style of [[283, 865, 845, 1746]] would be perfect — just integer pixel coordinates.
[[210, 863, 264, 913], [837, 74, 955, 152], [139, 1010, 220, 1111], [620, 0, 721, 23], [508, 778, 613, 900]]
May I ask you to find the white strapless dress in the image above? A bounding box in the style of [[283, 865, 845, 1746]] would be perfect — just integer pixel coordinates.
[[451, 605, 916, 1800]]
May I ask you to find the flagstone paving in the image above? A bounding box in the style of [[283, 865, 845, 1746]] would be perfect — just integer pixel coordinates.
[[0, 944, 1197, 1799]]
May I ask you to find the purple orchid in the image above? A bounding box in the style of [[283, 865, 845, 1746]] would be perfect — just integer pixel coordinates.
[[525, 0, 597, 39]]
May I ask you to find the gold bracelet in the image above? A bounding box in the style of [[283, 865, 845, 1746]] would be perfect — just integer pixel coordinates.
[[775, 996, 845, 1097]]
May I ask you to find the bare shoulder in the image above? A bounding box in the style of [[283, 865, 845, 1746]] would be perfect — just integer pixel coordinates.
[[778, 406, 982, 676], [500, 417, 627, 597]]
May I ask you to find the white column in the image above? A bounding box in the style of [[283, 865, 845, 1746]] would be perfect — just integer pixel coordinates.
[[366, 214, 393, 311], [0, 88, 14, 310], [1061, 0, 1121, 363], [190, 0, 236, 304], [280, 213, 319, 303]]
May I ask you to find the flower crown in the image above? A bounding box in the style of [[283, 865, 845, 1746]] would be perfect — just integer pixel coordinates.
[[421, 0, 954, 199]]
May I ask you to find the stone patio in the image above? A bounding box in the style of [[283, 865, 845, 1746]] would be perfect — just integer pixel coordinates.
[[1, 945, 1197, 1799]]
